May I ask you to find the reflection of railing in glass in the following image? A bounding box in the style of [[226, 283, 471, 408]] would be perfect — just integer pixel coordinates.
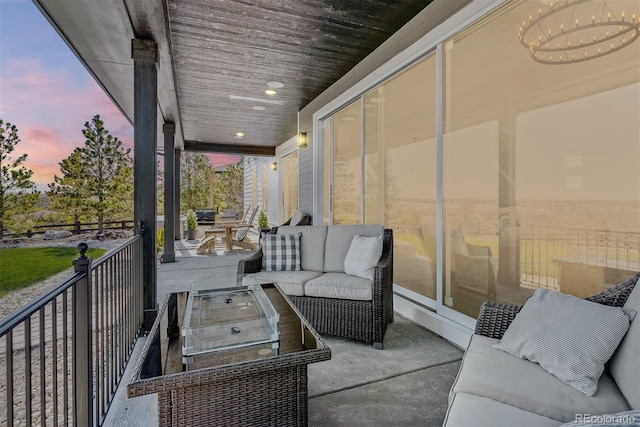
[[521, 225, 640, 296]]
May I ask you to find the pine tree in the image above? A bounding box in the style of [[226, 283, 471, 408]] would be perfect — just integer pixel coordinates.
[[180, 152, 213, 213], [214, 161, 244, 213], [0, 119, 38, 236], [48, 149, 90, 226], [49, 115, 133, 232]]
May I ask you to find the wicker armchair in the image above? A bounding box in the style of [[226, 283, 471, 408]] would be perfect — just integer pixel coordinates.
[[238, 228, 394, 349], [474, 272, 640, 339]]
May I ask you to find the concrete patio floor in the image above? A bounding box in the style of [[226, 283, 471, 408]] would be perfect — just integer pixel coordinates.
[[103, 240, 464, 426]]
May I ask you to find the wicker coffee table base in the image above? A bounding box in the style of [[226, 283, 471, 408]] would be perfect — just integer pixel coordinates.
[[128, 285, 330, 427]]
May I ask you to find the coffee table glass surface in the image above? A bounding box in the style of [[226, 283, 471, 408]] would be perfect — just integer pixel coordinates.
[[182, 284, 279, 361]]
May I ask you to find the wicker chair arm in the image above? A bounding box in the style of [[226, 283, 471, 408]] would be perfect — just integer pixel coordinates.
[[236, 249, 263, 285], [474, 302, 522, 339], [374, 229, 393, 283], [475, 272, 639, 339], [467, 243, 492, 257], [585, 272, 640, 307]]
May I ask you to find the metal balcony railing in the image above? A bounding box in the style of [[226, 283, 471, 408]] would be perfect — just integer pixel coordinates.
[[0, 233, 144, 426], [520, 225, 640, 289]]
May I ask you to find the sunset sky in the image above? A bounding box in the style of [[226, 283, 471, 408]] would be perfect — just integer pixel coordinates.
[[0, 0, 239, 191]]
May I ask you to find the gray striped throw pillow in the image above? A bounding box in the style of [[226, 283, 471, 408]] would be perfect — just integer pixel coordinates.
[[492, 288, 636, 396], [262, 233, 301, 271]]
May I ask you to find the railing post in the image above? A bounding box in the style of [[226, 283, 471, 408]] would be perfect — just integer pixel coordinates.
[[73, 243, 93, 427]]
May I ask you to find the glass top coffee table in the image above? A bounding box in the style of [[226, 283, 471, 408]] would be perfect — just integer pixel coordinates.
[[128, 283, 331, 426], [182, 284, 280, 366]]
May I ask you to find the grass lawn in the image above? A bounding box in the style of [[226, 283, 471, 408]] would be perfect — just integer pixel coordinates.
[[0, 247, 106, 297]]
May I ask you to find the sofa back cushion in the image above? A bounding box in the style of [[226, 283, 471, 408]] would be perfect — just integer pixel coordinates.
[[609, 276, 640, 409], [277, 226, 327, 272], [324, 225, 384, 273]]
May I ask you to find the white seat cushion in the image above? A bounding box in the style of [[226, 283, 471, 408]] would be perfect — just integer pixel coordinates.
[[444, 392, 560, 427], [242, 270, 323, 296], [305, 272, 372, 301], [453, 335, 630, 422]]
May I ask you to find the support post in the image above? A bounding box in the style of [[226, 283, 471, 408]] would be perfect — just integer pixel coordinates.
[[132, 38, 158, 330], [174, 149, 182, 240], [72, 243, 92, 427], [498, 113, 520, 285], [163, 123, 176, 262]]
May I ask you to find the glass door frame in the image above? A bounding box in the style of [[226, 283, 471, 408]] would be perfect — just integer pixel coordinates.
[[311, 1, 509, 343]]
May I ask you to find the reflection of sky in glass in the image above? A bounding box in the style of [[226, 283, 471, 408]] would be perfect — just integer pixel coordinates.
[[517, 83, 640, 201]]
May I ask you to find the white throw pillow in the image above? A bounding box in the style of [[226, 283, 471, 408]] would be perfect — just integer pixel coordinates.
[[344, 235, 383, 280], [492, 288, 636, 396]]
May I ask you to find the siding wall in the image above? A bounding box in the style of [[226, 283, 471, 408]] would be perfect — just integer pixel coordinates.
[[243, 156, 278, 227], [298, 142, 314, 215]]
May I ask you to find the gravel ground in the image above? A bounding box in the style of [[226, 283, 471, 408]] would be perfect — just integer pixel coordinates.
[[0, 230, 133, 320], [0, 231, 135, 425]]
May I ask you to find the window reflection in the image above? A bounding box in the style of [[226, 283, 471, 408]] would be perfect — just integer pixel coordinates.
[[443, 0, 640, 318]]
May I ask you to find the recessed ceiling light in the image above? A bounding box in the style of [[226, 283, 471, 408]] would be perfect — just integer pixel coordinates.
[[267, 81, 284, 89], [265, 89, 277, 96], [252, 105, 266, 111], [235, 132, 245, 137]]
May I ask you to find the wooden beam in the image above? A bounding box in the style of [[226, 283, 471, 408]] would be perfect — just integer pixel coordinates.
[[184, 141, 276, 156]]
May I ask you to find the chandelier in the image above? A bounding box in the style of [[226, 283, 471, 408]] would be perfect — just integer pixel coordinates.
[[518, 0, 640, 64]]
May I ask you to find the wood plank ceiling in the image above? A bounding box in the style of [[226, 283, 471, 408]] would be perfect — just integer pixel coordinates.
[[167, 0, 433, 149]]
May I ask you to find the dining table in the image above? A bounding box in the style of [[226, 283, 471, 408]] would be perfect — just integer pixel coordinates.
[[201, 221, 247, 253]]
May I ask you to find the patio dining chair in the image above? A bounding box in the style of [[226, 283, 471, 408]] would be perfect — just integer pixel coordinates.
[[269, 211, 312, 234], [223, 206, 259, 251], [416, 223, 497, 297]]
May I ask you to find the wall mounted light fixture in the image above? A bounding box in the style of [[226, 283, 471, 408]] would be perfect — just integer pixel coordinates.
[[298, 131, 308, 148], [271, 162, 278, 171]]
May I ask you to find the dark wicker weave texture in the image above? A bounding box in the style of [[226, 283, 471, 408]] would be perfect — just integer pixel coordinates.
[[238, 229, 394, 349], [475, 272, 639, 339], [128, 287, 331, 427]]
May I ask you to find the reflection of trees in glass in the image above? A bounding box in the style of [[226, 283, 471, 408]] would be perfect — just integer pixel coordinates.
[[364, 153, 379, 224], [333, 160, 358, 224]]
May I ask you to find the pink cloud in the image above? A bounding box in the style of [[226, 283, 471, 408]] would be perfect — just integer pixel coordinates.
[[0, 56, 236, 188], [208, 154, 241, 168], [0, 57, 133, 187]]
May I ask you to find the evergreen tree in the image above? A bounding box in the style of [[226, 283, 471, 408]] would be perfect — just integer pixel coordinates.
[[49, 115, 132, 232], [0, 119, 38, 236], [214, 161, 244, 213], [180, 152, 213, 213], [48, 150, 90, 225]]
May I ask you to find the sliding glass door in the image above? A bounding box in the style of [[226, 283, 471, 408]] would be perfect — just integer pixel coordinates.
[[318, 0, 640, 324]]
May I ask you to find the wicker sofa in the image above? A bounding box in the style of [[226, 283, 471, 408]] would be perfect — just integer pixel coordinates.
[[237, 224, 394, 349], [444, 273, 640, 426]]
